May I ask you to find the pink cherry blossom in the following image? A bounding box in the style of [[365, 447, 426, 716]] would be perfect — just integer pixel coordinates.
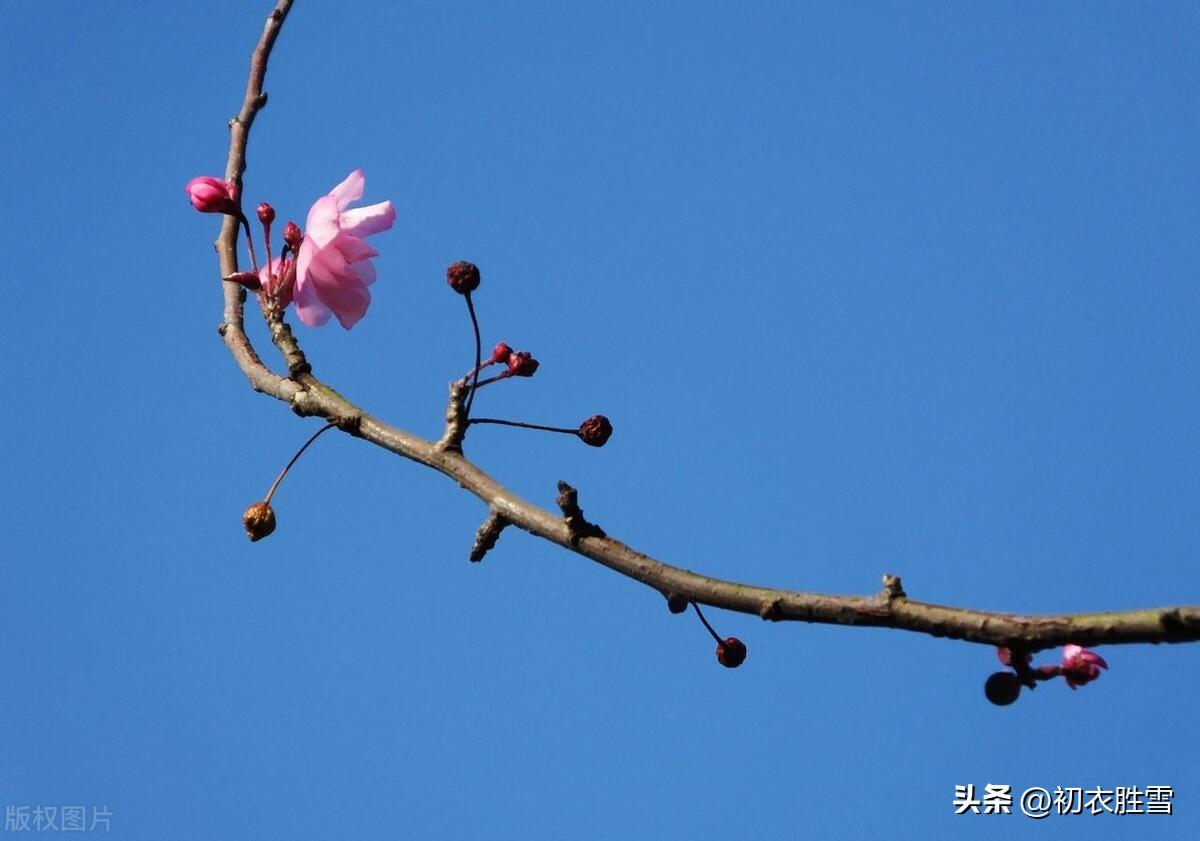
[[185, 176, 239, 214], [294, 170, 395, 329], [1060, 644, 1108, 690]]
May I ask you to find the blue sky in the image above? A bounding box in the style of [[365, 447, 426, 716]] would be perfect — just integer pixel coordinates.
[[2, 1, 1198, 838]]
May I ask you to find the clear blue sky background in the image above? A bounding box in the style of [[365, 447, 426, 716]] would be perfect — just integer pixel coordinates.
[[2, 1, 1197, 838]]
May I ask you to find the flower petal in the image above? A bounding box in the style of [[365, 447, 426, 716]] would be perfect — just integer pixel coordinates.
[[305, 245, 371, 329], [305, 196, 342, 248], [351, 259, 376, 287], [329, 169, 365, 210], [294, 239, 331, 326], [340, 200, 396, 239], [332, 232, 379, 263]]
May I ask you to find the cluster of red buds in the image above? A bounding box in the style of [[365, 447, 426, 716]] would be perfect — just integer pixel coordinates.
[[447, 260, 613, 449], [985, 644, 1109, 705]]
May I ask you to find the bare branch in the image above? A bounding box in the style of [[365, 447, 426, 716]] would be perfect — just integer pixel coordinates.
[[212, 0, 1200, 656]]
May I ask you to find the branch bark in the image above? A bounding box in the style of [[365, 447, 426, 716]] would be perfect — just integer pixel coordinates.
[[212, 0, 1200, 655]]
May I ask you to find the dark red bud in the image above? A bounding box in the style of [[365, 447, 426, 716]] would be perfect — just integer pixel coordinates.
[[283, 221, 303, 251], [577, 414, 613, 447], [490, 342, 514, 364], [447, 260, 481, 294], [507, 351, 539, 377], [242, 501, 276, 542], [716, 637, 747, 668], [257, 202, 276, 226], [985, 671, 1021, 706], [666, 593, 689, 614], [223, 271, 261, 291]]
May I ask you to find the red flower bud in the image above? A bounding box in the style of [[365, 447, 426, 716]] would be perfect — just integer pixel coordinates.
[[577, 414, 613, 447], [507, 351, 539, 377], [716, 637, 747, 668], [447, 261, 481, 294], [283, 221, 303, 251], [490, 342, 514, 364], [257, 202, 276, 226], [242, 501, 276, 542], [185, 176, 239, 214], [223, 271, 262, 291]]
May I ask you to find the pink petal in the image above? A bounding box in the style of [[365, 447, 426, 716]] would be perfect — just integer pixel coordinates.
[[305, 245, 371, 329], [351, 259, 376, 286], [305, 196, 342, 248], [294, 273, 332, 327], [294, 239, 331, 327], [329, 169, 365, 210], [340, 200, 396, 239], [332, 233, 379, 263]]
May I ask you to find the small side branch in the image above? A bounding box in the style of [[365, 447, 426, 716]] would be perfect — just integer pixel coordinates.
[[436, 381, 469, 453], [470, 509, 510, 562]]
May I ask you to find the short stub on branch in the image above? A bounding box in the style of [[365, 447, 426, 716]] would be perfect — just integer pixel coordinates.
[[556, 481, 605, 545]]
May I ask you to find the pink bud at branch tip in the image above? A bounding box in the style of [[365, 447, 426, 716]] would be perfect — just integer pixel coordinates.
[[185, 176, 239, 215], [257, 202, 275, 226], [447, 261, 481, 294], [577, 415, 613, 447], [1060, 644, 1108, 690]]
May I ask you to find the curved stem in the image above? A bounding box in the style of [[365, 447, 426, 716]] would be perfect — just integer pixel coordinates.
[[263, 422, 336, 504], [691, 602, 724, 645], [465, 292, 482, 415]]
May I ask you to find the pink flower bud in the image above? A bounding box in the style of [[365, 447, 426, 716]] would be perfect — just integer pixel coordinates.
[[447, 260, 481, 294], [185, 176, 239, 214], [577, 415, 613, 447], [490, 342, 514, 364], [1060, 644, 1108, 690], [507, 351, 539, 377], [257, 202, 276, 225]]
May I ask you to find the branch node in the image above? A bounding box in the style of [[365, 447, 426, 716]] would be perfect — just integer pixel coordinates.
[[334, 413, 364, 437], [556, 481, 606, 545], [759, 598, 784, 621], [881, 573, 907, 602], [435, 381, 468, 453], [665, 592, 689, 614], [217, 322, 229, 337], [470, 509, 510, 562]]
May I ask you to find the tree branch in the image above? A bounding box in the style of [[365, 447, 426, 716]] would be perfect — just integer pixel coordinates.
[[212, 0, 1200, 655]]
